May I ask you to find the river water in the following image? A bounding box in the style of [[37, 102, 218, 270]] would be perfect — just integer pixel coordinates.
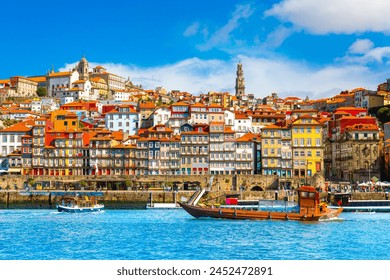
[[0, 209, 388, 260]]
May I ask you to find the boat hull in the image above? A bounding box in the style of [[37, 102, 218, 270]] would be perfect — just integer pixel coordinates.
[[178, 203, 342, 221], [57, 204, 104, 213]]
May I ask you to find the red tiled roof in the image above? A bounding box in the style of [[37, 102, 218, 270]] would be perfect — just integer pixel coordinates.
[[0, 120, 33, 132]]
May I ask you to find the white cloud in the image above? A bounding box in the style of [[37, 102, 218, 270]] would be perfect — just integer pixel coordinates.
[[342, 39, 390, 64], [197, 4, 254, 51], [240, 56, 380, 99], [345, 46, 390, 64], [264, 25, 297, 48], [265, 0, 390, 34], [183, 22, 200, 37], [348, 39, 374, 54], [61, 55, 384, 100]]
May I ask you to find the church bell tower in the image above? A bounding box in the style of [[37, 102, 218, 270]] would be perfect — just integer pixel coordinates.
[[235, 62, 245, 98], [77, 57, 89, 80]]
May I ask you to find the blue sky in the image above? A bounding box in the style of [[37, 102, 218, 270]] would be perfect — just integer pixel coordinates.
[[2, 0, 390, 98]]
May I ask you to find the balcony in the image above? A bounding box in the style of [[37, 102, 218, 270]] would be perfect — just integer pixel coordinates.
[[236, 166, 252, 170], [210, 147, 223, 152], [169, 156, 180, 160], [236, 158, 253, 163], [97, 154, 110, 158]]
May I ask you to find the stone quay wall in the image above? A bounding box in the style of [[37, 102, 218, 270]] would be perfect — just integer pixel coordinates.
[[2, 173, 384, 209], [0, 174, 281, 191], [0, 189, 284, 209]]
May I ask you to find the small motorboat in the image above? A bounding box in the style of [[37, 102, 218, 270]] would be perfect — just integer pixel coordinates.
[[57, 195, 104, 213], [329, 192, 390, 212], [146, 202, 181, 209]]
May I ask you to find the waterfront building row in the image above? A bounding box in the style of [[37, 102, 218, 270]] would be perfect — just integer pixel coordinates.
[[0, 107, 383, 186], [0, 102, 382, 185]]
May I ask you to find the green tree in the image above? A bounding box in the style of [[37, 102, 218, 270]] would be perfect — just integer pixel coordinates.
[[36, 87, 47, 97], [3, 118, 19, 127], [376, 107, 390, 125]]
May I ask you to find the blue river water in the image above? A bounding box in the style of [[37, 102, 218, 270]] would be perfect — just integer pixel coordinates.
[[0, 209, 388, 260]]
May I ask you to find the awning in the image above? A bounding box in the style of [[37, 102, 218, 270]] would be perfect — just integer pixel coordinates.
[[8, 168, 21, 173]]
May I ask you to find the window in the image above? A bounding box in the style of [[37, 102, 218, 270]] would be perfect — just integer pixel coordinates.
[[307, 138, 312, 146], [316, 138, 321, 146], [307, 151, 312, 157], [316, 151, 321, 157]]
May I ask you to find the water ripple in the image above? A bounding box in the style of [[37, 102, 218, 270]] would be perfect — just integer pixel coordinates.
[[1, 210, 390, 260]]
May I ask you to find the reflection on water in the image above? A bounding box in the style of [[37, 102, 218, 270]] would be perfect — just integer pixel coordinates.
[[0, 210, 389, 260]]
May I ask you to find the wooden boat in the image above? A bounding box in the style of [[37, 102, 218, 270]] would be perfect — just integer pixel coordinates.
[[57, 195, 104, 213], [179, 186, 343, 221], [329, 192, 390, 212]]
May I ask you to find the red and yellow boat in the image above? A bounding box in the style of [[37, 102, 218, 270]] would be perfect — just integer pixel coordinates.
[[179, 186, 343, 221]]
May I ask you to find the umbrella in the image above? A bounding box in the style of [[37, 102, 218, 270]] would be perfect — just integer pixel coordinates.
[[375, 181, 390, 187]]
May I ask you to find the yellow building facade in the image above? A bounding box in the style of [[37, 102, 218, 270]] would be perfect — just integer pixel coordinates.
[[261, 124, 282, 176], [291, 116, 324, 182]]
